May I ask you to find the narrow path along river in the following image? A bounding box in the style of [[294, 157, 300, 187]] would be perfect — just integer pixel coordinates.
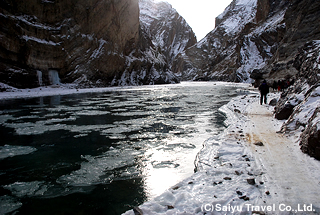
[[245, 95, 320, 213]]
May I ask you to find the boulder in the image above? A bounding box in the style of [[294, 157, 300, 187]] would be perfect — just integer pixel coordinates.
[[275, 103, 295, 120], [269, 98, 278, 106], [133, 206, 144, 215], [300, 108, 320, 160], [250, 69, 264, 80]]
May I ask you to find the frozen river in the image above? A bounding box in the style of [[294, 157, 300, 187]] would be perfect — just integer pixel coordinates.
[[0, 82, 248, 214]]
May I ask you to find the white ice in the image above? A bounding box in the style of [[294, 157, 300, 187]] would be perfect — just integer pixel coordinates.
[[123, 90, 320, 215], [0, 145, 37, 160], [1, 83, 320, 214]]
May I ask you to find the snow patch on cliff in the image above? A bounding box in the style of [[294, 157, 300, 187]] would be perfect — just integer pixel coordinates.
[[218, 0, 257, 35]]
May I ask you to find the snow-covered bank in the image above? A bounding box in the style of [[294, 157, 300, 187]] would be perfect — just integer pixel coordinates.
[[124, 90, 320, 215], [0, 82, 247, 100], [0, 83, 137, 100]]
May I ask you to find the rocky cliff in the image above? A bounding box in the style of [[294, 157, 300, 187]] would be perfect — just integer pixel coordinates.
[[266, 0, 320, 160], [0, 0, 196, 88], [274, 40, 320, 160], [112, 0, 196, 86], [172, 0, 320, 160], [175, 0, 320, 84], [139, 0, 196, 74], [173, 0, 289, 82]]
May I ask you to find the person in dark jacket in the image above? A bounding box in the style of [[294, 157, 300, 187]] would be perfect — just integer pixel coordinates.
[[259, 80, 269, 105]]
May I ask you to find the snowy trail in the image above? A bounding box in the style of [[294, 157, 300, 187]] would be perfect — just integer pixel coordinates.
[[122, 91, 320, 215], [245, 101, 320, 211]]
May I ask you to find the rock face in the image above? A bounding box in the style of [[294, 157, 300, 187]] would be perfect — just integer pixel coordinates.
[[276, 41, 320, 160], [0, 0, 140, 88], [0, 0, 196, 88], [174, 0, 320, 84], [169, 0, 320, 160], [139, 0, 196, 73], [173, 0, 288, 82], [260, 0, 320, 82], [113, 0, 196, 86]]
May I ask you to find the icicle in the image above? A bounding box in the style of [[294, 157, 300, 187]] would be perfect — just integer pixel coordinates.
[[48, 70, 60, 85], [37, 70, 43, 86]]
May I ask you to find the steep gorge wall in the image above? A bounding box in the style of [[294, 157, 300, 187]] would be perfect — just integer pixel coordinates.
[[262, 0, 320, 80], [0, 0, 141, 88], [272, 0, 320, 160], [111, 0, 196, 86], [250, 0, 320, 160], [172, 0, 320, 160], [173, 0, 288, 82], [0, 0, 196, 88], [177, 0, 320, 84]]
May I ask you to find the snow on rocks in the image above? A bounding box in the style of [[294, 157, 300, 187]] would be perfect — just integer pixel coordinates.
[[216, 0, 257, 35], [124, 90, 320, 215], [0, 83, 138, 100]]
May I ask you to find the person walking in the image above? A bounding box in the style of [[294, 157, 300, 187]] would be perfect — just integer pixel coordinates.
[[259, 80, 269, 105]]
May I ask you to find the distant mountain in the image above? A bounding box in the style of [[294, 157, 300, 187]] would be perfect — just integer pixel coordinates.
[[139, 0, 196, 69], [112, 0, 196, 86], [174, 0, 320, 84], [173, 0, 289, 82], [0, 0, 196, 88]]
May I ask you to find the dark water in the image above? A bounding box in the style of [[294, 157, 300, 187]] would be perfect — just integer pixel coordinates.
[[0, 82, 247, 214]]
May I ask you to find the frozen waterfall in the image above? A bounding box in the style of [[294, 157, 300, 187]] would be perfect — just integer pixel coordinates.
[[37, 70, 43, 86], [48, 70, 60, 85]]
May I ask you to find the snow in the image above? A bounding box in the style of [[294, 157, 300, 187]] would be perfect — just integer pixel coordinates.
[[219, 0, 257, 35], [251, 9, 286, 35], [90, 39, 107, 59], [22, 35, 60, 46], [1, 83, 320, 214], [0, 145, 37, 160], [123, 89, 320, 214], [237, 38, 266, 82], [0, 83, 142, 100], [286, 86, 320, 131], [7, 14, 59, 31], [139, 0, 192, 62], [41, 0, 54, 3]]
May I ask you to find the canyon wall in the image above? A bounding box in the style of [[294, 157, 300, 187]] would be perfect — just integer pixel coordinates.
[[0, 0, 196, 88]]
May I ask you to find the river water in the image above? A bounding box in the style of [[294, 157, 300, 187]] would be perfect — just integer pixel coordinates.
[[0, 82, 247, 214]]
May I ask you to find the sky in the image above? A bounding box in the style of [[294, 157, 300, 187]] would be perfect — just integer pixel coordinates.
[[160, 0, 233, 41]]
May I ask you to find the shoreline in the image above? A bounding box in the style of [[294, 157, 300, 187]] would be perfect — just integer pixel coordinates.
[[2, 82, 319, 214], [123, 90, 320, 215], [0, 82, 249, 101]]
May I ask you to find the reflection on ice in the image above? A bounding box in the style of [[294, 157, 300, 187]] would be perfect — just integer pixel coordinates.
[[0, 196, 22, 214], [0, 82, 248, 214], [57, 148, 143, 186], [3, 181, 48, 197], [152, 160, 180, 168], [75, 110, 110, 116]]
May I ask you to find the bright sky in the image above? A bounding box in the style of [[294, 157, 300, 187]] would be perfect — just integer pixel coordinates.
[[161, 0, 233, 41]]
